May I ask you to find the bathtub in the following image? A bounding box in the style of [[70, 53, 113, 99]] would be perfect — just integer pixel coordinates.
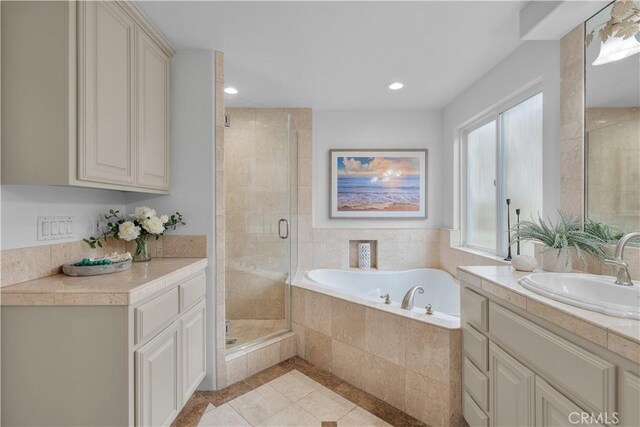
[[294, 268, 462, 425], [301, 268, 460, 327]]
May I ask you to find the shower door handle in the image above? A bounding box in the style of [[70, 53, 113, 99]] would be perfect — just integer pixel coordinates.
[[278, 219, 289, 239]]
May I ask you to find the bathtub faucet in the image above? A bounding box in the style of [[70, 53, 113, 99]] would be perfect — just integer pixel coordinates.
[[401, 286, 424, 310]]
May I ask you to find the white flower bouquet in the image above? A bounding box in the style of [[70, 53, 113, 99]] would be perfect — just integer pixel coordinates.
[[84, 206, 185, 262]]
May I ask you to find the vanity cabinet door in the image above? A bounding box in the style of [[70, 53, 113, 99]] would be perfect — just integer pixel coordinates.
[[620, 371, 640, 427], [535, 377, 602, 427], [78, 1, 136, 186], [135, 322, 182, 427], [181, 300, 206, 402], [136, 28, 171, 190], [490, 342, 535, 427]]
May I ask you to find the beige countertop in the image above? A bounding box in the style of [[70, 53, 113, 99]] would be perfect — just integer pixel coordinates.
[[458, 265, 640, 364], [1, 257, 208, 306]]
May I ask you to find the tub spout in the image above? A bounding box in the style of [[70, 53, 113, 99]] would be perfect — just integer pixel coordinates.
[[401, 285, 424, 310]]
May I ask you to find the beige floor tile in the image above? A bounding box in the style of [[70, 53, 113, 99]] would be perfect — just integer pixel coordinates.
[[268, 370, 323, 401], [256, 404, 321, 426], [297, 387, 356, 422], [338, 407, 392, 427], [228, 384, 292, 425], [197, 403, 251, 427]]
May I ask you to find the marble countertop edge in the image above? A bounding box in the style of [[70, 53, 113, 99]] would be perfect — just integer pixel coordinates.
[[457, 265, 640, 347], [0, 257, 208, 306]]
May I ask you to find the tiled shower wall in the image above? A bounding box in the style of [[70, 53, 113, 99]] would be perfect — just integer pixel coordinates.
[[224, 108, 292, 320], [586, 107, 640, 232]]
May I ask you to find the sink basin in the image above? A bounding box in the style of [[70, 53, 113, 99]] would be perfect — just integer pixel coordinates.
[[519, 273, 640, 320]]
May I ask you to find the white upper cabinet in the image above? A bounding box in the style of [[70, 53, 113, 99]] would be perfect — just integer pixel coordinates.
[[1, 0, 175, 193], [78, 1, 136, 185], [136, 29, 171, 189]]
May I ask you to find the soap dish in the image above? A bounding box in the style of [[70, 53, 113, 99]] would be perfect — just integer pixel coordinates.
[[62, 260, 132, 277]]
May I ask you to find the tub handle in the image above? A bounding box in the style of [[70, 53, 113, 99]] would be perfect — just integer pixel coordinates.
[[425, 304, 434, 315], [380, 293, 391, 304]]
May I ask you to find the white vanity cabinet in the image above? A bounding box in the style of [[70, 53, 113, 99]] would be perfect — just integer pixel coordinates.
[[461, 282, 639, 427], [134, 274, 207, 427], [1, 0, 174, 193], [181, 300, 207, 402], [1, 265, 207, 427], [489, 342, 535, 427], [135, 321, 182, 427]]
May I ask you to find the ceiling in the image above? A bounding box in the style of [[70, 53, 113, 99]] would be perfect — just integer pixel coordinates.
[[137, 1, 528, 110]]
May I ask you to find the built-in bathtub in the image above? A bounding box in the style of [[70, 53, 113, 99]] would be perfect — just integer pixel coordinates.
[[292, 268, 463, 427], [305, 268, 460, 319]]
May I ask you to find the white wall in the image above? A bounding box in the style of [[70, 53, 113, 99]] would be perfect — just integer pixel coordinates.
[[125, 50, 217, 389], [0, 186, 125, 250], [441, 41, 561, 229], [313, 109, 443, 229]]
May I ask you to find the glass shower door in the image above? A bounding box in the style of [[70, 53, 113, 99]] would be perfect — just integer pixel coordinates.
[[224, 106, 293, 351]]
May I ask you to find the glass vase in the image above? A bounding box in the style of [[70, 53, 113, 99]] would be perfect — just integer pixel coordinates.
[[133, 235, 151, 262]]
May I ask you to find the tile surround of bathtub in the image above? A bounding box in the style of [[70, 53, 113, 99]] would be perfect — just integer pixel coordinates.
[[291, 286, 462, 426]]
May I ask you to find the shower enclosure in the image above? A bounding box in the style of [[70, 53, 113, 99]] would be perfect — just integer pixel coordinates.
[[223, 102, 297, 351]]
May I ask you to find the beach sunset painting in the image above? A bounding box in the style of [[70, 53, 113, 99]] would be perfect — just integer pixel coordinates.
[[330, 150, 427, 218]]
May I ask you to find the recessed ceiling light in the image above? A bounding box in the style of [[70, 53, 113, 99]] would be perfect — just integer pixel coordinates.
[[388, 82, 404, 90], [224, 87, 238, 94]]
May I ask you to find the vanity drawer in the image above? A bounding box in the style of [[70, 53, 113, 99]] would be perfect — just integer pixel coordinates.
[[489, 302, 616, 414], [462, 288, 488, 332], [463, 324, 488, 371], [135, 287, 180, 344], [464, 357, 489, 411], [463, 391, 489, 427], [180, 273, 206, 312]]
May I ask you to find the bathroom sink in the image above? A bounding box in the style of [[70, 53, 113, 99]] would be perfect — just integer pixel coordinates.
[[519, 273, 640, 319]]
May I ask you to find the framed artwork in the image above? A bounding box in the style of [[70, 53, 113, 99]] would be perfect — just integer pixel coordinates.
[[329, 149, 428, 219]]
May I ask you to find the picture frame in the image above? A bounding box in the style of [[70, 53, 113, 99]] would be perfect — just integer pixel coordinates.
[[329, 149, 428, 219]]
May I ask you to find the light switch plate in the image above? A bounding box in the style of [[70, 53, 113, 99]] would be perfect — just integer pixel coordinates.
[[38, 216, 73, 241]]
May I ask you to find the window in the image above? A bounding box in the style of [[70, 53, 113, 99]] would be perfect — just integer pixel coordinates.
[[463, 91, 543, 256]]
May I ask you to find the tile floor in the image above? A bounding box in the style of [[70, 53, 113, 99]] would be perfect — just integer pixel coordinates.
[[226, 319, 288, 350], [172, 357, 428, 427]]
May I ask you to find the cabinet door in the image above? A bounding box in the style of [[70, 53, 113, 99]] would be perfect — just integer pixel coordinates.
[[535, 377, 602, 427], [181, 300, 206, 402], [490, 342, 535, 427], [78, 1, 135, 185], [135, 322, 181, 427], [136, 29, 170, 190], [620, 371, 640, 427]]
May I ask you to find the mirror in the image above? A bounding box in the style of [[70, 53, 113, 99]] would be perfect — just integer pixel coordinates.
[[585, 1, 640, 233]]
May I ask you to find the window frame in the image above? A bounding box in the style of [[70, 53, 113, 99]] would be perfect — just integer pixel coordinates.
[[460, 85, 544, 257]]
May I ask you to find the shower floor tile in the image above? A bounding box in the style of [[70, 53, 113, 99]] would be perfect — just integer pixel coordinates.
[[226, 319, 287, 350], [172, 357, 428, 427]]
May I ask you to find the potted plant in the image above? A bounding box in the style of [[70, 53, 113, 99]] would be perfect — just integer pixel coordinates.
[[584, 218, 628, 244], [85, 207, 185, 262], [511, 212, 606, 272]]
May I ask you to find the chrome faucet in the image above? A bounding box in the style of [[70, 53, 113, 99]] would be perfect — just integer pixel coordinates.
[[605, 231, 640, 286], [401, 285, 424, 310]]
